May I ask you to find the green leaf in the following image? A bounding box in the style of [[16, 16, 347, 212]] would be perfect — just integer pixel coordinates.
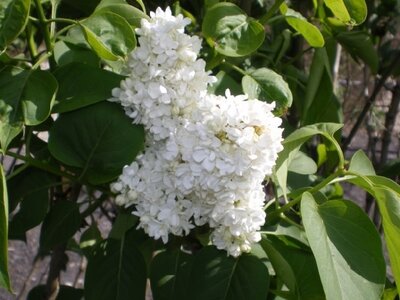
[[40, 200, 82, 251], [345, 174, 400, 295], [80, 11, 136, 61], [242, 68, 293, 115], [202, 3, 265, 57], [53, 62, 125, 113], [348, 149, 376, 176], [274, 123, 343, 199], [48, 101, 145, 184], [8, 168, 55, 238], [336, 31, 378, 74], [301, 193, 386, 300], [84, 230, 147, 300], [208, 71, 242, 96], [280, 4, 324, 48], [324, 0, 367, 24], [261, 236, 325, 299], [0, 67, 57, 151], [189, 246, 269, 300], [108, 212, 138, 239], [96, 4, 148, 28], [0, 0, 30, 51], [288, 150, 317, 175], [27, 284, 84, 300], [150, 250, 193, 300], [54, 41, 100, 67], [0, 165, 11, 291]]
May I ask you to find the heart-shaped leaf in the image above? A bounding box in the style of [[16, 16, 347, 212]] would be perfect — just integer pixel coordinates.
[[48, 101, 144, 184], [202, 3, 265, 57]]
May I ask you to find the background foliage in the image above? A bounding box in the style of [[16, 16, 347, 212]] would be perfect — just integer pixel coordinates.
[[0, 0, 400, 299]]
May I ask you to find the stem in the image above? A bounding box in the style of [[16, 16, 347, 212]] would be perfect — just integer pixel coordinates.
[[5, 151, 76, 181], [380, 82, 400, 168], [271, 169, 343, 216], [221, 61, 247, 76], [25, 23, 38, 62], [46, 18, 77, 25], [81, 194, 109, 218], [342, 53, 400, 151], [259, 0, 285, 24], [33, 0, 55, 69]]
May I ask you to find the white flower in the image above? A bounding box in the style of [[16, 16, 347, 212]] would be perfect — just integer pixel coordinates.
[[110, 7, 284, 256]]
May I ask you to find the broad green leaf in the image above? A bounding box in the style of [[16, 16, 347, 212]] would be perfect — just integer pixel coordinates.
[[0, 67, 57, 151], [261, 236, 325, 299], [324, 0, 367, 24], [348, 149, 375, 176], [84, 230, 147, 300], [242, 68, 293, 115], [287, 150, 317, 175], [208, 71, 242, 96], [80, 12, 136, 61], [54, 41, 100, 67], [96, 4, 148, 27], [40, 200, 82, 251], [301, 193, 386, 300], [202, 3, 265, 57], [346, 174, 400, 295], [0, 165, 10, 291], [27, 285, 84, 300], [150, 250, 193, 300], [0, 0, 30, 51], [108, 212, 138, 239], [189, 246, 269, 300], [8, 168, 55, 238], [336, 31, 378, 74], [260, 237, 297, 296], [48, 101, 145, 184], [53, 62, 125, 113], [302, 47, 342, 125], [274, 123, 343, 199], [280, 4, 324, 48]]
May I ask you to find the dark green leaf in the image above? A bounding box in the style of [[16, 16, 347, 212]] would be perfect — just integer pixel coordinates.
[[242, 68, 293, 115], [96, 4, 148, 27], [150, 250, 193, 300], [54, 41, 100, 67], [280, 4, 324, 48], [27, 284, 84, 300], [53, 62, 125, 113], [0, 165, 11, 291], [0, 0, 30, 51], [208, 71, 242, 96], [80, 12, 136, 60], [190, 246, 269, 300], [8, 168, 56, 238], [336, 31, 378, 74], [202, 3, 265, 57], [346, 174, 400, 295], [301, 193, 386, 300], [85, 230, 147, 300], [108, 212, 138, 239], [40, 200, 82, 251], [0, 67, 57, 151], [261, 236, 325, 299], [48, 101, 145, 184]]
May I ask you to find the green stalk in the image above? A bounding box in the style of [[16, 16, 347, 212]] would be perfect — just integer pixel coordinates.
[[33, 0, 55, 69]]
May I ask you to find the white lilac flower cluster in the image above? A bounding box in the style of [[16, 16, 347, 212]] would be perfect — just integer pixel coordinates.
[[109, 7, 283, 257]]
